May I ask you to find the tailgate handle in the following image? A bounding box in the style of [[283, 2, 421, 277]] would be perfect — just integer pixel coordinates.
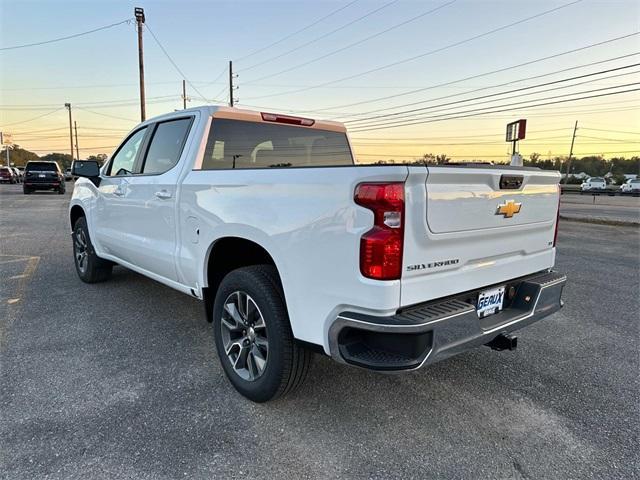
[[500, 175, 523, 190]]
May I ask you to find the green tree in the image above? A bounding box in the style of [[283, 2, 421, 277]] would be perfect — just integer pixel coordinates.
[[421, 153, 450, 164], [86, 153, 108, 166], [3, 144, 39, 167], [40, 152, 73, 170]]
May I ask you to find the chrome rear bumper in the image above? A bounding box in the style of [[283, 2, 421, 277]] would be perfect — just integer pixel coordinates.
[[329, 271, 566, 371]]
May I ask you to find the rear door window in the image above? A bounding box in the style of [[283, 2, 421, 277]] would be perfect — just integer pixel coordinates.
[[141, 118, 192, 175], [201, 119, 353, 170]]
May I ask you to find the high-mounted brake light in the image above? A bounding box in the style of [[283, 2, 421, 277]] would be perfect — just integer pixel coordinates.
[[354, 183, 405, 280], [260, 112, 315, 126]]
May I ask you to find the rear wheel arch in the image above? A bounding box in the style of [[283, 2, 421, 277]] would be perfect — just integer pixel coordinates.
[[203, 237, 284, 322]]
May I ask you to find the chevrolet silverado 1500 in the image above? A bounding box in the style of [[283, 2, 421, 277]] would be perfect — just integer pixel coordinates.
[[69, 106, 566, 402]]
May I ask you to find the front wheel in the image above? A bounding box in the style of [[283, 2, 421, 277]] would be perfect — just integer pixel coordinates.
[[72, 216, 112, 283], [212, 265, 311, 402]]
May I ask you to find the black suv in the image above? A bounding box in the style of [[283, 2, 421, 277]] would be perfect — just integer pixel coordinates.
[[23, 161, 66, 194]]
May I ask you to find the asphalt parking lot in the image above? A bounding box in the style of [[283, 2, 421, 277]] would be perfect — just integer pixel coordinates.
[[1, 183, 638, 480]]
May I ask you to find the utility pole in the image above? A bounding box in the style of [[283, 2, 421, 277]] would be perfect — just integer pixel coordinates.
[[563, 120, 578, 184], [65, 103, 74, 162], [74, 121, 80, 161], [228, 60, 234, 107], [182, 79, 187, 109], [135, 7, 146, 121]]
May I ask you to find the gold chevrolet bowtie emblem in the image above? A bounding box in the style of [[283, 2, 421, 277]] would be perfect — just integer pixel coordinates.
[[496, 200, 522, 218]]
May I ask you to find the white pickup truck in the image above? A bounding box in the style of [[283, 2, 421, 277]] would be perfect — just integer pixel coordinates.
[[70, 106, 566, 402]]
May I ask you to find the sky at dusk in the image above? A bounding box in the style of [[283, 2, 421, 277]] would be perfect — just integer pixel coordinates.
[[1, 0, 639, 162]]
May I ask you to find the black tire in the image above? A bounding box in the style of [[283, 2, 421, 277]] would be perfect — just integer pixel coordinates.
[[23, 187, 31, 195], [72, 216, 112, 283], [212, 265, 311, 402]]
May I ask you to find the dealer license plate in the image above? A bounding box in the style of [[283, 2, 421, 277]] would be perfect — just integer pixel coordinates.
[[476, 286, 505, 318]]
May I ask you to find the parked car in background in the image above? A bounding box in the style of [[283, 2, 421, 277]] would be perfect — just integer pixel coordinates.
[[580, 177, 606, 193], [23, 161, 66, 194], [620, 178, 640, 194], [69, 105, 566, 402], [0, 166, 17, 184], [65, 168, 73, 181], [10, 167, 23, 183]]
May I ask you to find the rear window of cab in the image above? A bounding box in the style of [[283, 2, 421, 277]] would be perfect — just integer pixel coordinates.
[[201, 119, 353, 170]]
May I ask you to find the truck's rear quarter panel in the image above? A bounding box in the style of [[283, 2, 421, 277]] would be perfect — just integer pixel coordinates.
[[179, 165, 409, 348]]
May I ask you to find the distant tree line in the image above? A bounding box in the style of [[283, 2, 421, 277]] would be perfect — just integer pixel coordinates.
[[524, 153, 639, 184], [2, 145, 109, 169]]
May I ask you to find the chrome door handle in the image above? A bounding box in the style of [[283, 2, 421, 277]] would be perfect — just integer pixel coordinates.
[[113, 188, 125, 196], [155, 190, 172, 199]]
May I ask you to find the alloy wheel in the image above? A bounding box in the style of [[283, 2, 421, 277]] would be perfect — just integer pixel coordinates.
[[220, 291, 269, 381], [74, 228, 88, 274]]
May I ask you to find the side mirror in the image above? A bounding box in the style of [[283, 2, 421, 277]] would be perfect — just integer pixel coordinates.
[[72, 160, 100, 177], [71, 160, 101, 186]]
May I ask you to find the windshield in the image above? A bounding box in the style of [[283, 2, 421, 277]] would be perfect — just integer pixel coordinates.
[[26, 162, 58, 172]]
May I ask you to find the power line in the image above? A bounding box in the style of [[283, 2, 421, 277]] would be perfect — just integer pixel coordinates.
[[144, 23, 218, 103], [350, 82, 640, 130], [0, 108, 63, 128], [351, 83, 640, 130], [234, 0, 360, 62], [201, 66, 230, 87], [338, 53, 640, 120], [243, 0, 584, 99], [350, 128, 574, 141], [0, 19, 132, 51], [577, 135, 640, 143], [581, 127, 640, 135], [7, 127, 68, 135], [345, 64, 640, 125], [349, 86, 640, 132], [75, 107, 138, 123], [238, 0, 401, 73], [247, 33, 639, 108], [1, 94, 182, 110], [244, 0, 455, 82], [27, 145, 119, 152]]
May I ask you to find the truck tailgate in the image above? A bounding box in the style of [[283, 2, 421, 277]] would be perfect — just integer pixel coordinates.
[[401, 165, 560, 307]]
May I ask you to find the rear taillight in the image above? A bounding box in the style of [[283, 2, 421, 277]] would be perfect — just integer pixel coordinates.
[[553, 184, 561, 247], [354, 182, 405, 280]]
